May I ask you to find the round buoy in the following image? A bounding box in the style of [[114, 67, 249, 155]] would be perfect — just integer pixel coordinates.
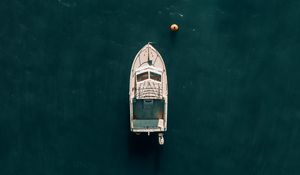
[[170, 24, 179, 31]]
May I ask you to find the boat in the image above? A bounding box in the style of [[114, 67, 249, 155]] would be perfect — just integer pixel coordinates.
[[129, 43, 168, 145]]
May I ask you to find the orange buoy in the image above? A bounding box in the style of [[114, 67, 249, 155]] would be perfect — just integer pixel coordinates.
[[170, 24, 179, 31]]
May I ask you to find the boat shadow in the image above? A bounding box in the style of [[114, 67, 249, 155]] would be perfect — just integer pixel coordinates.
[[127, 132, 163, 174], [128, 132, 162, 153]]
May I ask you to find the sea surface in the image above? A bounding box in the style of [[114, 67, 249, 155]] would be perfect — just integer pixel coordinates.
[[1, 0, 300, 175]]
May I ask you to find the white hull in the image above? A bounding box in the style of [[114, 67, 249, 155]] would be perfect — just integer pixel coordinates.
[[129, 43, 168, 144]]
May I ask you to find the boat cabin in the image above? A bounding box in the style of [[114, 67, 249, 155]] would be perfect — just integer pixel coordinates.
[[135, 65, 162, 83], [129, 43, 167, 144]]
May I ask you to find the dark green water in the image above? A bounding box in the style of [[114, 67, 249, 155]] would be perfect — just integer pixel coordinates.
[[1, 0, 300, 174]]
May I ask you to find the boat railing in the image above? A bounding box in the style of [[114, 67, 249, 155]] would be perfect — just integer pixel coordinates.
[[136, 86, 162, 99]]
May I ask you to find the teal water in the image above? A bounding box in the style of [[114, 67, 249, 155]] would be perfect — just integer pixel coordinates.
[[1, 0, 300, 174]]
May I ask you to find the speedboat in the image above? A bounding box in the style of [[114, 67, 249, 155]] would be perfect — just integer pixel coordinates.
[[129, 43, 168, 145]]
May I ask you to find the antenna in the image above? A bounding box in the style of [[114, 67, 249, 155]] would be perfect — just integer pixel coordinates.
[[147, 42, 153, 65], [147, 43, 150, 62]]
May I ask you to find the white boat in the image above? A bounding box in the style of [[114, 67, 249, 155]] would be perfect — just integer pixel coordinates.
[[129, 43, 168, 145]]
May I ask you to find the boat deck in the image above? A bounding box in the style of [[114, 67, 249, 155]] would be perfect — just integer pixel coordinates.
[[133, 99, 164, 119]]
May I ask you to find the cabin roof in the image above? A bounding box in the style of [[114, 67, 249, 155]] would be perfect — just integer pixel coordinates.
[[136, 65, 162, 75]]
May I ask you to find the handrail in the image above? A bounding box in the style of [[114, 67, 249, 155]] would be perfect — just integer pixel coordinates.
[[136, 86, 162, 99]]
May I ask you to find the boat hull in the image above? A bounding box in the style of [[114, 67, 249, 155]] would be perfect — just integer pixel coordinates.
[[129, 43, 168, 135]]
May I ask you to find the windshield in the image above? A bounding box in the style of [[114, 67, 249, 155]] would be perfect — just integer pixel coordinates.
[[136, 72, 148, 82], [150, 72, 161, 82]]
